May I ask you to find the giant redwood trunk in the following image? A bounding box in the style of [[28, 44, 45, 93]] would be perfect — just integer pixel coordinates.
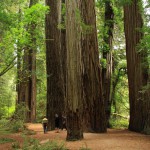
[[81, 0, 107, 132], [17, 0, 37, 122], [45, 0, 65, 130], [124, 0, 150, 134], [66, 0, 84, 140], [102, 1, 114, 127], [61, 0, 67, 98]]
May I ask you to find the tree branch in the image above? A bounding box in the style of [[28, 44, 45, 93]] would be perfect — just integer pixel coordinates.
[[0, 56, 17, 77]]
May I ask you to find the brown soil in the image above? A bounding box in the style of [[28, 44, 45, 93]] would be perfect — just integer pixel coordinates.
[[0, 123, 150, 150]]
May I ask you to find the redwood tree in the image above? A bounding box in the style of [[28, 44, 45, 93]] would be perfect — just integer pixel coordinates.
[[102, 0, 114, 127], [45, 0, 65, 130], [65, 0, 84, 140], [124, 0, 150, 134], [61, 0, 67, 98], [81, 0, 107, 132], [17, 0, 38, 122]]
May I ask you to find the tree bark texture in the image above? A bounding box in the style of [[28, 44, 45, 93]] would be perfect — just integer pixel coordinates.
[[81, 0, 107, 132], [102, 1, 114, 127], [124, 0, 150, 134], [17, 0, 38, 122], [45, 0, 65, 130], [66, 0, 84, 140], [61, 0, 67, 98]]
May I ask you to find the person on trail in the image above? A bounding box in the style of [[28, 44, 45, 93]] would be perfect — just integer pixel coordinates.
[[55, 113, 60, 133], [61, 113, 67, 130], [42, 116, 48, 134]]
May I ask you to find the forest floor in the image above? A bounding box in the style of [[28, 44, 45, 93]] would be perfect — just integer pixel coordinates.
[[0, 123, 150, 150]]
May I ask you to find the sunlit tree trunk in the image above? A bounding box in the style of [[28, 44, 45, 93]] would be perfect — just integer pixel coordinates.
[[45, 0, 65, 130], [81, 0, 107, 132], [124, 0, 150, 134], [102, 1, 114, 127], [66, 0, 84, 140]]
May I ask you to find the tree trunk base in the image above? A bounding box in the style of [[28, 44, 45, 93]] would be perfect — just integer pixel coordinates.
[[66, 112, 83, 141]]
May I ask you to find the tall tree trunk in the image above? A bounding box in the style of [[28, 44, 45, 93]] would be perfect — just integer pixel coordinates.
[[26, 0, 38, 122], [111, 68, 123, 115], [65, 0, 84, 140], [17, 0, 38, 122], [102, 1, 114, 127], [45, 0, 65, 130], [124, 0, 150, 134], [61, 0, 66, 98], [17, 48, 22, 104], [81, 0, 107, 132], [17, 8, 23, 105]]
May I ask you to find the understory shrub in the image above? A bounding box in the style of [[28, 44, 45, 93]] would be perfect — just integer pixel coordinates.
[[0, 137, 16, 144], [109, 117, 129, 129], [12, 137, 68, 150], [9, 103, 28, 132]]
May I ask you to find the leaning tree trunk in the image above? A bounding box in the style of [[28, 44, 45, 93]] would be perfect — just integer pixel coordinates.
[[65, 0, 84, 140], [124, 0, 150, 134], [45, 0, 65, 130], [81, 0, 107, 132], [102, 1, 114, 127]]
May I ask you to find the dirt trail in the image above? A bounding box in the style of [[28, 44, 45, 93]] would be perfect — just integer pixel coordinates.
[[0, 123, 150, 150]]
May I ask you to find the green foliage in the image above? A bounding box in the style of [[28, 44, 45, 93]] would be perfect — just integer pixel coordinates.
[[136, 1, 150, 94], [0, 118, 12, 135], [10, 120, 25, 132], [117, 60, 127, 69], [58, 3, 66, 30], [112, 73, 129, 114], [0, 137, 16, 144], [0, 0, 48, 123], [12, 137, 68, 150], [36, 52, 47, 122], [8, 103, 28, 132], [0, 118, 9, 128], [12, 141, 21, 149], [137, 25, 150, 66], [0, 71, 16, 119], [115, 0, 132, 6], [24, 4, 49, 25], [96, 0, 129, 129], [100, 58, 107, 68], [75, 8, 93, 34], [36, 99, 46, 123], [0, 2, 49, 73], [13, 103, 28, 121], [57, 23, 66, 30], [33, 140, 67, 150], [109, 118, 129, 129], [0, 0, 149, 133], [140, 84, 150, 94], [22, 129, 36, 135]]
